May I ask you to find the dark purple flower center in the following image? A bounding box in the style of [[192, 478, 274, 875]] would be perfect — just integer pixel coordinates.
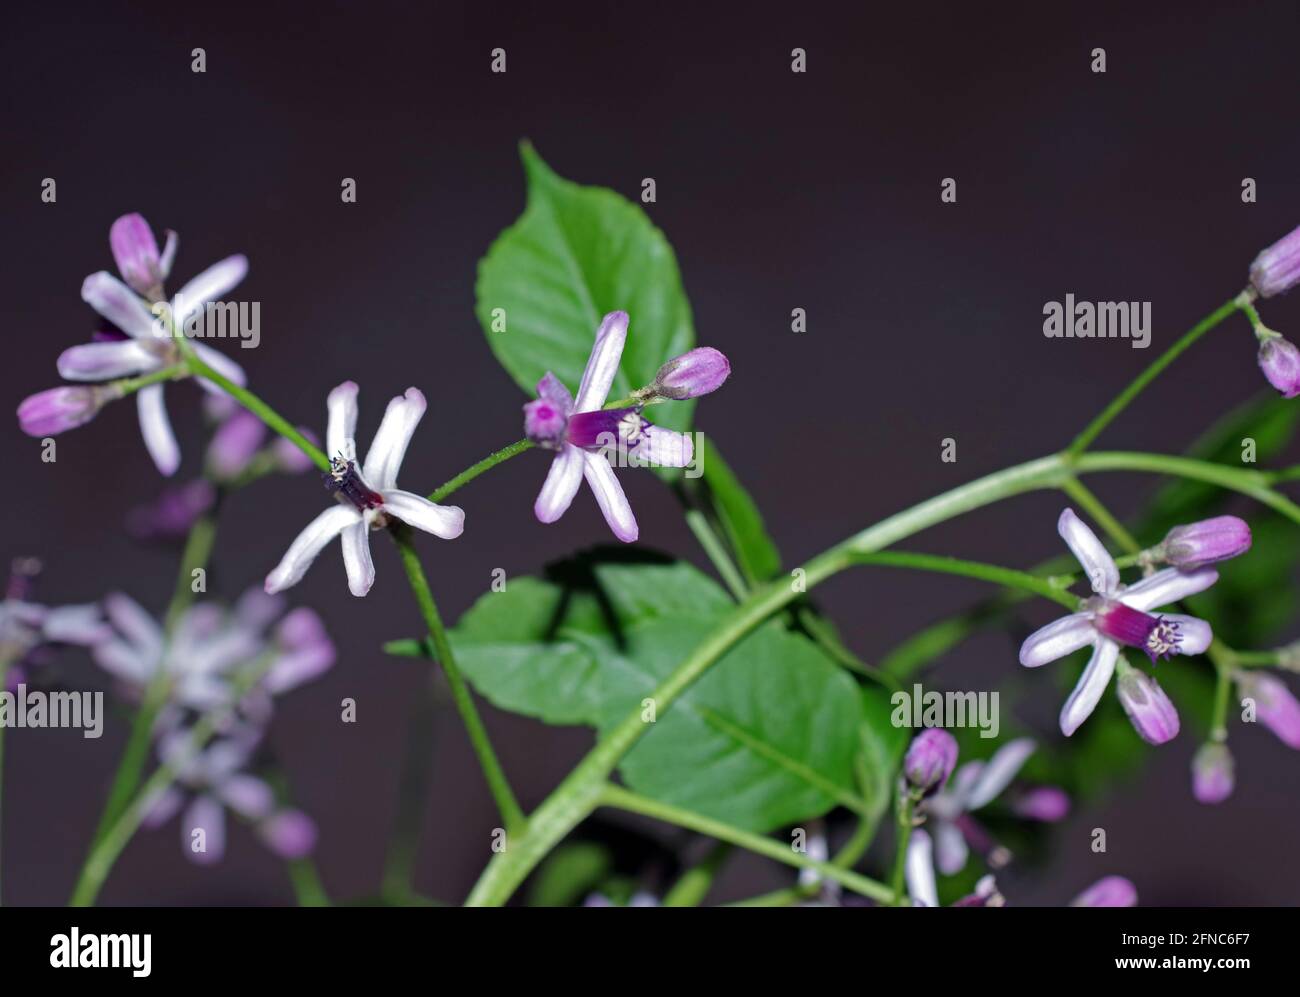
[[324, 457, 383, 511], [566, 407, 649, 450], [1094, 601, 1182, 662]]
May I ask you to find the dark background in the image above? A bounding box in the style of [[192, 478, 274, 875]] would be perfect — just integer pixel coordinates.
[[3, 0, 1299, 905]]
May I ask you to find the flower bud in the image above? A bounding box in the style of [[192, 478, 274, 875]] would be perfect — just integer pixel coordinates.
[[1070, 875, 1137, 907], [903, 728, 958, 794], [1116, 667, 1180, 745], [127, 480, 216, 540], [1250, 224, 1300, 298], [206, 409, 267, 480], [1257, 335, 1300, 398], [17, 386, 100, 437], [110, 212, 165, 298], [1239, 672, 1300, 749], [1161, 516, 1251, 570], [1191, 742, 1234, 804], [523, 398, 567, 446], [649, 347, 731, 400], [257, 809, 318, 858], [1011, 786, 1070, 822]]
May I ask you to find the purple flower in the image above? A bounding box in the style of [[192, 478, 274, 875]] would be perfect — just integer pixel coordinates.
[[0, 573, 107, 690], [1192, 742, 1235, 804], [1238, 672, 1300, 748], [1257, 335, 1300, 398], [17, 386, 103, 437], [264, 382, 464, 597], [1161, 516, 1252, 570], [903, 728, 958, 794], [1070, 875, 1138, 907], [1020, 510, 1216, 736], [1249, 224, 1300, 298], [1115, 663, 1180, 745], [109, 212, 177, 300], [1010, 786, 1071, 822], [924, 737, 1038, 874], [127, 480, 216, 540], [649, 347, 731, 400], [206, 409, 267, 480], [54, 214, 250, 475], [525, 312, 696, 543]]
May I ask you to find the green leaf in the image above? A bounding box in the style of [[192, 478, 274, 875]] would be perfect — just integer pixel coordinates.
[[475, 142, 696, 434], [408, 553, 866, 833], [690, 434, 783, 582]]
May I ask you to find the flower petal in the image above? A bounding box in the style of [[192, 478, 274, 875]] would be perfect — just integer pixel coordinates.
[[172, 254, 249, 324], [904, 828, 939, 908], [932, 819, 969, 876], [574, 311, 629, 412], [1060, 639, 1119, 736], [1161, 614, 1212, 656], [340, 520, 375, 597], [141, 785, 185, 829], [1071, 875, 1137, 907], [362, 387, 425, 490], [81, 271, 160, 339], [57, 340, 159, 381], [583, 452, 638, 543], [326, 381, 359, 463], [1058, 508, 1119, 595], [1019, 613, 1095, 667], [964, 738, 1036, 810], [534, 444, 584, 523], [218, 774, 275, 820], [631, 425, 694, 468], [192, 342, 248, 393], [159, 230, 178, 279], [105, 592, 164, 658], [137, 384, 181, 476], [265, 505, 360, 594], [379, 489, 465, 539], [41, 604, 110, 645], [536, 371, 574, 415], [94, 639, 156, 686], [183, 795, 226, 865], [1120, 567, 1219, 612]]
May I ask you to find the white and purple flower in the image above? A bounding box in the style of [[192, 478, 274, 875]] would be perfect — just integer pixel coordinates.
[[0, 558, 108, 689], [524, 312, 698, 543], [1020, 509, 1218, 737], [264, 382, 464, 597], [35, 213, 250, 475]]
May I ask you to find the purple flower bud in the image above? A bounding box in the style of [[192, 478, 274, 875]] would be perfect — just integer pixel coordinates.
[[903, 728, 958, 794], [1191, 742, 1235, 804], [1257, 336, 1300, 398], [1250, 224, 1300, 298], [523, 398, 568, 446], [110, 213, 165, 297], [127, 480, 216, 540], [271, 428, 319, 473], [650, 347, 731, 400], [258, 809, 318, 858], [1070, 875, 1137, 907], [1011, 786, 1071, 822], [1116, 668, 1180, 745], [1240, 672, 1300, 749], [206, 409, 267, 480], [17, 387, 100, 437], [1161, 516, 1251, 570]]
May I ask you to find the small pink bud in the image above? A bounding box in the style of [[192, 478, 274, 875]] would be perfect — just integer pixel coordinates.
[[1191, 742, 1235, 804], [523, 398, 568, 446], [650, 347, 731, 400], [258, 809, 318, 858], [1257, 336, 1300, 398], [1011, 786, 1070, 822], [1070, 875, 1137, 907], [17, 387, 100, 436], [110, 213, 165, 297], [271, 429, 319, 473], [1239, 672, 1300, 749], [206, 409, 267, 480], [1250, 224, 1300, 298], [1116, 668, 1180, 745], [1161, 516, 1251, 570], [903, 728, 958, 794]]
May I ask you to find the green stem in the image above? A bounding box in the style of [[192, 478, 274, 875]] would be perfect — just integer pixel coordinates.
[[428, 439, 533, 503], [1067, 298, 1242, 455], [848, 550, 1080, 610], [1210, 661, 1232, 741], [683, 509, 749, 600], [660, 841, 732, 907], [184, 351, 329, 472], [287, 856, 331, 907], [112, 363, 190, 398], [393, 527, 526, 836], [382, 673, 441, 901], [1060, 476, 1141, 554], [889, 791, 916, 906], [598, 784, 893, 903]]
